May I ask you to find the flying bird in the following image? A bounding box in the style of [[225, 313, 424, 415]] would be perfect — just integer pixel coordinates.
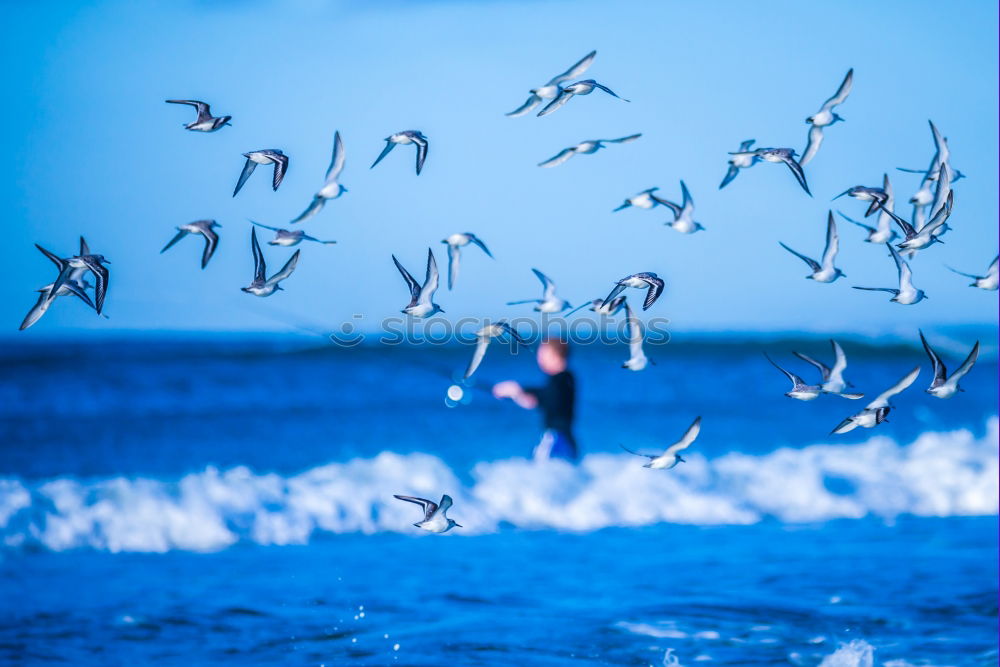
[[800, 68, 853, 166], [290, 131, 347, 224], [393, 494, 461, 533], [165, 99, 231, 132], [620, 417, 701, 469], [393, 248, 443, 317], [371, 131, 428, 175], [537, 79, 629, 117], [792, 340, 863, 399], [764, 353, 822, 401], [603, 272, 664, 311], [778, 211, 844, 282], [621, 301, 650, 371], [613, 188, 671, 212], [507, 268, 572, 313], [660, 181, 704, 234], [719, 139, 757, 189], [160, 220, 221, 269], [565, 296, 626, 318], [251, 222, 336, 246], [879, 191, 953, 252], [919, 331, 979, 399], [831, 366, 920, 434], [852, 244, 926, 305], [241, 228, 300, 297], [233, 149, 288, 196], [45, 236, 110, 316], [728, 147, 810, 195], [945, 256, 998, 291], [538, 134, 641, 168], [21, 242, 101, 330], [441, 233, 493, 290], [506, 50, 596, 117], [464, 320, 528, 379], [836, 174, 897, 244], [831, 182, 888, 217]]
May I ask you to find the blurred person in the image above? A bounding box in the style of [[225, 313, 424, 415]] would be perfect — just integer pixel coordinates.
[[492, 339, 578, 461]]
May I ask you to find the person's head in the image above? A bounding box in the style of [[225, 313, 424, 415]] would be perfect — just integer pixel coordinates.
[[536, 338, 569, 375]]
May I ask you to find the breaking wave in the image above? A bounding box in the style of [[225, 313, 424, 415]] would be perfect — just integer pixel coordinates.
[[1, 419, 995, 553]]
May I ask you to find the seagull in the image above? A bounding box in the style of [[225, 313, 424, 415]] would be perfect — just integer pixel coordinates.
[[45, 236, 110, 315], [621, 301, 650, 371], [719, 139, 757, 189], [441, 233, 493, 290], [21, 243, 100, 330], [831, 366, 920, 434], [506, 50, 596, 117], [370, 131, 428, 175], [620, 417, 701, 469], [537, 79, 629, 117], [251, 221, 336, 246], [831, 182, 888, 217], [836, 174, 897, 244], [613, 188, 671, 212], [393, 248, 443, 317], [904, 120, 952, 229], [778, 211, 844, 282], [507, 268, 571, 313], [565, 295, 626, 317], [661, 181, 704, 234], [946, 255, 999, 291], [464, 320, 528, 379], [160, 220, 221, 269], [878, 191, 953, 252], [393, 494, 461, 533], [233, 149, 288, 196], [800, 68, 853, 166], [852, 243, 926, 305], [241, 228, 300, 297], [603, 272, 664, 311], [538, 134, 641, 168], [290, 131, 347, 224], [728, 147, 810, 195], [764, 353, 822, 401], [919, 331, 979, 399], [165, 99, 231, 132], [792, 340, 864, 399]]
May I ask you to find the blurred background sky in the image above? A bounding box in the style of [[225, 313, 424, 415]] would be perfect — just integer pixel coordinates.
[[2, 0, 997, 337]]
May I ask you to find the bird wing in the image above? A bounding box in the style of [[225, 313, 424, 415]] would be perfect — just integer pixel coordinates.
[[641, 277, 664, 310], [84, 258, 109, 315], [665, 416, 702, 456], [446, 243, 460, 291], [392, 255, 421, 304], [918, 330, 948, 385], [251, 221, 282, 233], [779, 153, 811, 195], [946, 342, 980, 386], [166, 99, 211, 120], [200, 226, 219, 269], [370, 140, 396, 169], [419, 248, 440, 303], [920, 190, 953, 237], [779, 242, 821, 273], [290, 197, 325, 225], [506, 93, 542, 117], [160, 229, 188, 254], [393, 494, 438, 521], [267, 249, 300, 286], [719, 164, 740, 190], [792, 351, 831, 382], [538, 147, 575, 168], [829, 340, 848, 382], [602, 134, 642, 144], [653, 196, 683, 217], [603, 283, 627, 306], [866, 366, 920, 409], [820, 211, 839, 270], [79, 236, 91, 256], [537, 89, 574, 117], [466, 234, 493, 258], [820, 68, 853, 111], [830, 416, 860, 435], [325, 131, 345, 182], [270, 153, 289, 190], [464, 335, 491, 379], [233, 157, 257, 197], [764, 353, 806, 389], [532, 268, 557, 300], [987, 256, 999, 278], [437, 495, 453, 514], [547, 49, 597, 86], [412, 134, 428, 175], [888, 244, 915, 293], [591, 81, 628, 100], [250, 227, 267, 283], [679, 180, 694, 215], [625, 302, 644, 357], [619, 444, 656, 460], [800, 124, 824, 166], [19, 292, 51, 331], [35, 244, 68, 272]]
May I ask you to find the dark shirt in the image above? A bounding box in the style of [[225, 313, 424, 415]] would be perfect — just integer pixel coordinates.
[[525, 370, 576, 441]]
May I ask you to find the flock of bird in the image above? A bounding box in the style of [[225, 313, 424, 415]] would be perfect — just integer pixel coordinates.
[[20, 51, 996, 533]]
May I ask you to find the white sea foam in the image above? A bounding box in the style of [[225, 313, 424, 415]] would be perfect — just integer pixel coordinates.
[[819, 639, 874, 667], [0, 420, 996, 553]]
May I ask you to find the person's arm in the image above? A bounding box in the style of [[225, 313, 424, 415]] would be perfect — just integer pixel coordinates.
[[492, 380, 539, 409]]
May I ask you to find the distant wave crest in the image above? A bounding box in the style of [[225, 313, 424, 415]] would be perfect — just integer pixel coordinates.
[[1, 420, 996, 553]]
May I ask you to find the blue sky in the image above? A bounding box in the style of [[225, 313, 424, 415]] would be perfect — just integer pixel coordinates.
[[3, 0, 997, 336]]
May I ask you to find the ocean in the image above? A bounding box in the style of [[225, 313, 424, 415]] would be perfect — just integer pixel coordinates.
[[1, 334, 996, 666]]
